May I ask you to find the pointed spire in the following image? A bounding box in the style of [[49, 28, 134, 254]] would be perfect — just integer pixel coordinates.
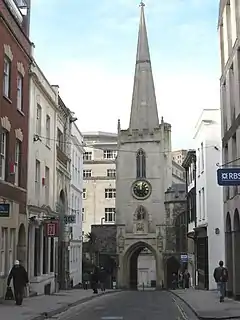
[[129, 2, 159, 131]]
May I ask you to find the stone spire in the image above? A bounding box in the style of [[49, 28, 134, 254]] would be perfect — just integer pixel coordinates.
[[129, 2, 159, 131]]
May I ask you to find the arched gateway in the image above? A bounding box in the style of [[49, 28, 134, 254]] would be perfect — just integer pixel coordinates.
[[115, 3, 173, 290]]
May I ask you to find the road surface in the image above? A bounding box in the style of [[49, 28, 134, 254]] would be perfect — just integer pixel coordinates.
[[54, 290, 199, 320]]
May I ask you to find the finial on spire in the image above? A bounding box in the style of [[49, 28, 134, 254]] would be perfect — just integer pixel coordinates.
[[139, 1, 145, 7]]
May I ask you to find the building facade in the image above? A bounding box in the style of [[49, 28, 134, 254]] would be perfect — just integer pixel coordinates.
[[0, 0, 31, 298], [82, 132, 118, 235], [116, 4, 173, 289], [194, 109, 225, 290], [69, 122, 84, 287], [218, 0, 240, 298], [172, 150, 188, 166], [27, 61, 59, 295]]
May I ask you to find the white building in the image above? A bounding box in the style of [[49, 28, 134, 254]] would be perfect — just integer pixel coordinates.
[[82, 132, 117, 236], [27, 61, 58, 295], [194, 109, 225, 290], [69, 123, 84, 286]]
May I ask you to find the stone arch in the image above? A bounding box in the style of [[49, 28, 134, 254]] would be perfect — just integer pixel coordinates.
[[233, 209, 240, 299], [165, 256, 180, 289], [119, 241, 161, 290], [225, 212, 233, 296], [17, 224, 27, 267]]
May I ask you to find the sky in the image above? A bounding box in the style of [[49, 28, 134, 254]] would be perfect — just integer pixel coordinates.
[[30, 0, 220, 150]]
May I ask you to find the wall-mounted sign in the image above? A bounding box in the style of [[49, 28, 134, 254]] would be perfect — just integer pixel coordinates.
[[0, 204, 10, 217], [180, 254, 188, 263], [64, 215, 76, 224], [45, 221, 59, 237], [217, 168, 240, 186]]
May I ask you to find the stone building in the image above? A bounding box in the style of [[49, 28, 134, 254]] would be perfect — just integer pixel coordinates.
[[0, 0, 31, 298], [116, 3, 184, 289], [218, 0, 240, 299]]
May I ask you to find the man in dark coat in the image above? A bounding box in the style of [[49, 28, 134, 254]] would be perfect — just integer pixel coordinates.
[[7, 260, 29, 305], [213, 260, 228, 302], [91, 267, 99, 294], [99, 267, 107, 292]]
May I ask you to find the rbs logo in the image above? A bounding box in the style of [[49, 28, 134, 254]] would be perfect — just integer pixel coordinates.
[[221, 172, 240, 180], [217, 168, 240, 186]]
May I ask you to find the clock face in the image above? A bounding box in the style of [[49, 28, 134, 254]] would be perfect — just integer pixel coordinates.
[[132, 180, 151, 199]]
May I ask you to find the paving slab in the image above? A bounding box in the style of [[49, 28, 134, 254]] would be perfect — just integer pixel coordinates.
[[0, 289, 117, 320], [171, 288, 240, 319]]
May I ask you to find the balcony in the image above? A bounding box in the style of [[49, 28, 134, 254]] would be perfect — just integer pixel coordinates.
[[56, 146, 70, 168]]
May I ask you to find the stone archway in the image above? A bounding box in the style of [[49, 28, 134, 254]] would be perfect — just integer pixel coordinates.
[[233, 209, 240, 299], [225, 212, 233, 296], [165, 256, 180, 289], [17, 224, 27, 268], [119, 241, 162, 290]]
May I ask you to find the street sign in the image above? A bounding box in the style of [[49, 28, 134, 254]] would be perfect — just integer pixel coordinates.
[[180, 254, 188, 263], [0, 204, 10, 217], [217, 168, 240, 186], [64, 215, 76, 224]]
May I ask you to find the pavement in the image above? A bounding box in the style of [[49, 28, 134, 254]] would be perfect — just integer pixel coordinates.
[[171, 288, 240, 319], [55, 290, 199, 320], [0, 288, 117, 320]]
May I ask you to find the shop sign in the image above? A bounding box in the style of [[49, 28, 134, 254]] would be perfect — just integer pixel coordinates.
[[45, 220, 59, 237], [0, 204, 10, 217]]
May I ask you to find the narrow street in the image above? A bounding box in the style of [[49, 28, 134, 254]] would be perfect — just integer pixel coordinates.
[[55, 291, 198, 320]]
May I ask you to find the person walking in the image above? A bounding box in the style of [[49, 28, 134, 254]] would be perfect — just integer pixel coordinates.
[[213, 260, 228, 302], [91, 267, 99, 294], [99, 267, 107, 292], [7, 260, 29, 305], [82, 272, 89, 290]]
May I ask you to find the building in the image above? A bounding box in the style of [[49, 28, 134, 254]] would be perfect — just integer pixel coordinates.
[[82, 132, 118, 235], [182, 150, 196, 288], [172, 150, 188, 166], [194, 109, 225, 290], [116, 3, 174, 289], [27, 61, 59, 295], [218, 0, 240, 298], [69, 122, 84, 287], [0, 0, 31, 298]]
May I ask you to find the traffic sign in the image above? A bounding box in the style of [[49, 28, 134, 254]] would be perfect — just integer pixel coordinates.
[[217, 168, 240, 186]]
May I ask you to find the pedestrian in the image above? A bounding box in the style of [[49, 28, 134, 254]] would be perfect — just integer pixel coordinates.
[[7, 260, 29, 305], [99, 267, 107, 292], [91, 267, 99, 294], [184, 270, 190, 289], [171, 272, 177, 289], [82, 272, 89, 290], [213, 260, 228, 302]]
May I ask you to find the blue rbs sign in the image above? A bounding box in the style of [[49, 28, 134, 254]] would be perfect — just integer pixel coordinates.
[[217, 168, 240, 186]]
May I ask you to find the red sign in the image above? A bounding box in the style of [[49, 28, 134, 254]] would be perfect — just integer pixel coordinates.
[[45, 221, 59, 237]]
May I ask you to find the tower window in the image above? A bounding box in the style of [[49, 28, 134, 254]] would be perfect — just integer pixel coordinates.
[[136, 149, 146, 178]]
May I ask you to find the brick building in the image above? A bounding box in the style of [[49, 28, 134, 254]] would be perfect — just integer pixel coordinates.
[[0, 0, 31, 297]]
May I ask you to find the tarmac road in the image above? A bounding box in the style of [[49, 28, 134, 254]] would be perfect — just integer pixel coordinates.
[[53, 290, 199, 320]]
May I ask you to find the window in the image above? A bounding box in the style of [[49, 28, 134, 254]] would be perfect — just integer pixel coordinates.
[[103, 150, 117, 159], [136, 149, 146, 178], [198, 190, 201, 221], [202, 188, 205, 220], [105, 188, 116, 199], [45, 166, 50, 204], [57, 128, 64, 151], [17, 73, 23, 111], [82, 208, 85, 222], [35, 160, 40, 195], [107, 169, 116, 177], [83, 152, 92, 161], [232, 135, 238, 196], [36, 104, 42, 135], [46, 115, 50, 147], [105, 208, 116, 223], [200, 142, 204, 172], [3, 56, 10, 98], [71, 193, 74, 215], [15, 140, 21, 186], [82, 188, 86, 199], [83, 170, 92, 178], [9, 229, 15, 270], [0, 228, 7, 275], [0, 132, 6, 180]]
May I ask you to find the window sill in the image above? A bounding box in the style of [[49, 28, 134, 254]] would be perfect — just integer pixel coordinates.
[[17, 108, 25, 117], [3, 95, 12, 104]]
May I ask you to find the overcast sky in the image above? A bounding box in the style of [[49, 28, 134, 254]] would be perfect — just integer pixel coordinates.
[[30, 0, 220, 150]]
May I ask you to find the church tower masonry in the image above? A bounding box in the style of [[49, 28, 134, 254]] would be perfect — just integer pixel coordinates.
[[116, 3, 172, 289]]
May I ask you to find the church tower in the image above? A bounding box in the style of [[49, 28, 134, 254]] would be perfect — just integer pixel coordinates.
[[116, 2, 172, 289]]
